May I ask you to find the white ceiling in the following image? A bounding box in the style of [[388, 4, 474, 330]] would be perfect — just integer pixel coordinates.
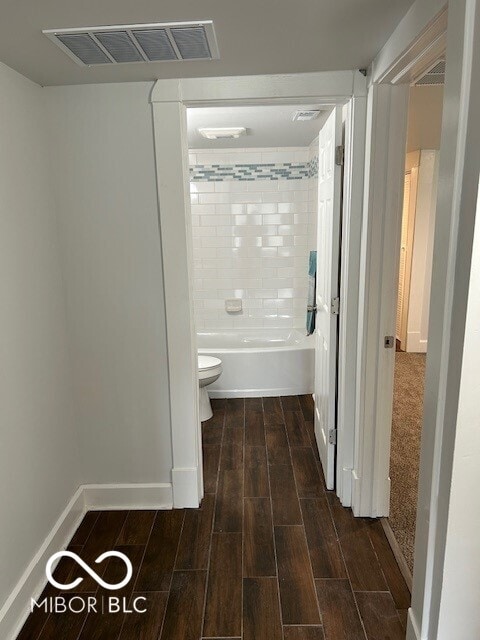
[[0, 0, 414, 86], [188, 105, 331, 149]]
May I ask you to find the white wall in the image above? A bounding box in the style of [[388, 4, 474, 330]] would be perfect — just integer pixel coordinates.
[[407, 85, 444, 152], [45, 82, 172, 485], [407, 150, 439, 352], [190, 147, 317, 330], [436, 180, 480, 639], [0, 63, 80, 610]]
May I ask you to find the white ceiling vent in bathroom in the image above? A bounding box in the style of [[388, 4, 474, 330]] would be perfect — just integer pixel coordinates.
[[43, 21, 220, 66], [292, 110, 321, 122]]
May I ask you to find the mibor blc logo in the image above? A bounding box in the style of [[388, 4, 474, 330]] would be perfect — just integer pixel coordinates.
[[31, 551, 147, 615], [46, 551, 133, 591]]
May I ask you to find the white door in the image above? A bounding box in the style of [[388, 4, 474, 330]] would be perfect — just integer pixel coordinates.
[[314, 107, 343, 490]]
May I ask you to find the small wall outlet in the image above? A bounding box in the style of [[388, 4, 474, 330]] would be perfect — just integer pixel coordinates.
[[225, 298, 242, 313]]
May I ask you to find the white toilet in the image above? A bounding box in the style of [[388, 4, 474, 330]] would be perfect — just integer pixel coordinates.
[[198, 355, 223, 421]]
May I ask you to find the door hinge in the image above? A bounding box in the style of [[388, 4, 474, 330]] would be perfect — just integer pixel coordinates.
[[330, 297, 340, 315], [328, 428, 337, 445], [335, 145, 344, 166]]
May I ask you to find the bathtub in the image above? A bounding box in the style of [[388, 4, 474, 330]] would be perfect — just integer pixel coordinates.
[[197, 329, 314, 398]]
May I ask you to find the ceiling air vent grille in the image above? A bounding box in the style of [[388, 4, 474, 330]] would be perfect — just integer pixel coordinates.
[[134, 29, 177, 61], [94, 31, 144, 63], [170, 27, 211, 60], [414, 58, 446, 86], [43, 21, 219, 66], [55, 33, 112, 65]]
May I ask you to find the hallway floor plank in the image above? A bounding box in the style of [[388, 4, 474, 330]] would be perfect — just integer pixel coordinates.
[[17, 395, 409, 640]]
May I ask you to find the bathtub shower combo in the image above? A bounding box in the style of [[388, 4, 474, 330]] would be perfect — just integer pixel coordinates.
[[198, 329, 313, 399], [191, 143, 319, 420]]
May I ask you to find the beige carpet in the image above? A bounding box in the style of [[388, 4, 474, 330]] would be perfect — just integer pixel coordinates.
[[389, 351, 426, 573]]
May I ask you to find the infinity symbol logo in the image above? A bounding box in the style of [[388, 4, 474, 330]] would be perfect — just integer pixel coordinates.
[[46, 551, 133, 591]]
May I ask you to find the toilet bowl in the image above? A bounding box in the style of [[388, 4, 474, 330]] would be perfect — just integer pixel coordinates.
[[198, 355, 223, 422]]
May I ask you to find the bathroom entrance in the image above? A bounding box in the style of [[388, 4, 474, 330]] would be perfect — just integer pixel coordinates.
[[150, 72, 366, 509], [186, 102, 344, 489]]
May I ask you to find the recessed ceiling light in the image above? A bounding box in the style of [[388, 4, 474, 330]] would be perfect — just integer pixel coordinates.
[[198, 127, 247, 140], [292, 110, 321, 122]]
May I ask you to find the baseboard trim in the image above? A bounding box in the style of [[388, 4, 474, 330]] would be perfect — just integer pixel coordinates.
[[171, 468, 201, 508], [406, 331, 428, 353], [83, 483, 173, 510], [0, 482, 173, 640], [338, 467, 353, 507], [406, 608, 421, 640], [351, 469, 362, 515], [381, 517, 413, 591], [209, 387, 313, 398], [0, 487, 85, 640]]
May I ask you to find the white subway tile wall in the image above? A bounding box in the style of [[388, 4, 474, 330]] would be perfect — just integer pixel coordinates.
[[190, 147, 318, 330]]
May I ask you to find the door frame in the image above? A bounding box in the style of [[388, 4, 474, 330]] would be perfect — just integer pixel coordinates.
[[354, 1, 480, 638], [353, 4, 448, 517], [149, 71, 367, 509]]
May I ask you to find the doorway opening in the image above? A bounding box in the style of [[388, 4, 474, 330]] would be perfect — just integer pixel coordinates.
[[186, 102, 343, 489], [150, 71, 366, 509], [385, 72, 445, 585]]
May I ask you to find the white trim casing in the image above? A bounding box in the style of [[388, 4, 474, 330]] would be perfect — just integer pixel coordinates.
[[150, 71, 367, 510], [371, 3, 447, 84], [353, 82, 409, 517], [150, 95, 203, 509], [410, 1, 479, 638], [337, 92, 367, 507], [150, 71, 358, 106], [0, 483, 173, 640]]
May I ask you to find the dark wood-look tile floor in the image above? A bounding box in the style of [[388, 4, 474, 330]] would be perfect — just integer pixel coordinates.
[[18, 395, 410, 640]]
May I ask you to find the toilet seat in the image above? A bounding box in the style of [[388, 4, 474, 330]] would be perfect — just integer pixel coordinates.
[[198, 355, 223, 421], [198, 355, 222, 384], [198, 355, 222, 372]]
